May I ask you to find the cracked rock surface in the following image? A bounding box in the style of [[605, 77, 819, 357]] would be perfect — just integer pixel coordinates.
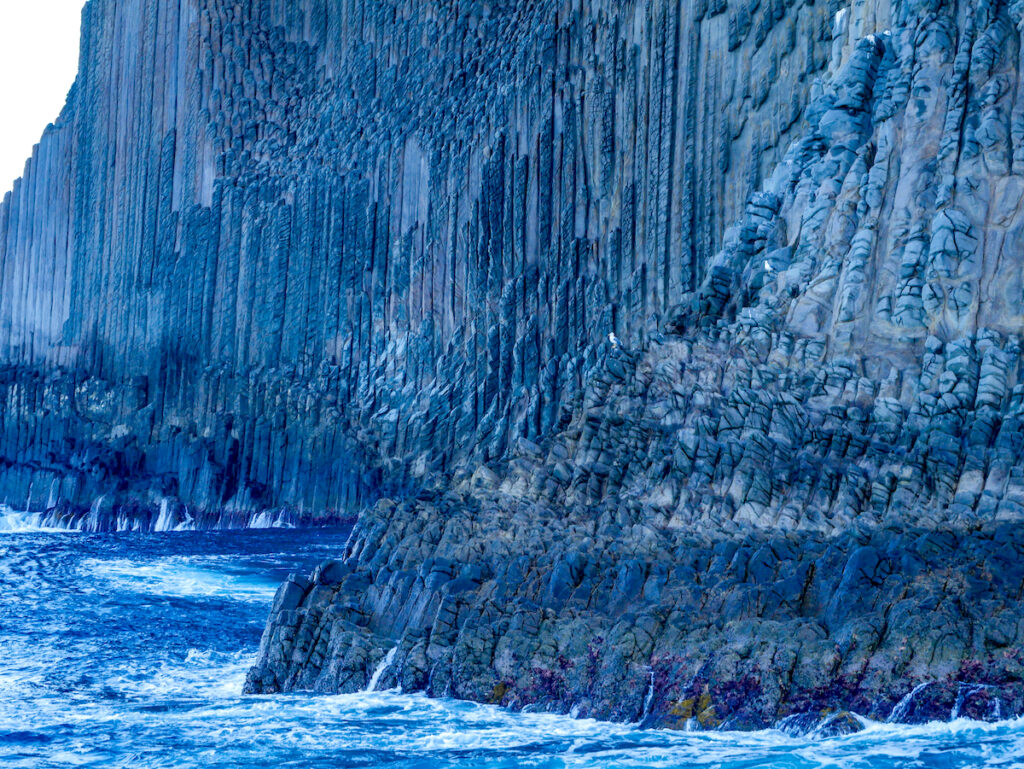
[[0, 0, 836, 523], [247, 496, 1024, 728]]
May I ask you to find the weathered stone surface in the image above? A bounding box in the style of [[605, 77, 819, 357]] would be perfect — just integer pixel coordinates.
[[245, 495, 1024, 728], [244, 0, 1024, 727]]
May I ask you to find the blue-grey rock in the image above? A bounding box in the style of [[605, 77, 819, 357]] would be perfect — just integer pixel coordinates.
[[3, 0, 1024, 733]]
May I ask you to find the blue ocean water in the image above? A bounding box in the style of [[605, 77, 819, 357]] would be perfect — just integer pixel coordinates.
[[1, 523, 1023, 768]]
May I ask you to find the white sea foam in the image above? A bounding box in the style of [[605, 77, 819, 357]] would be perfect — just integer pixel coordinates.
[[0, 502, 300, 534], [153, 499, 198, 532], [247, 510, 297, 529], [99, 648, 256, 702], [9, 669, 1024, 769], [83, 557, 280, 601], [0, 506, 72, 534]]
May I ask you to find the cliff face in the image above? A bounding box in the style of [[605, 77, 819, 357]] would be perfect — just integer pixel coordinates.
[[247, 0, 1024, 728], [5, 0, 1024, 730], [0, 0, 834, 526]]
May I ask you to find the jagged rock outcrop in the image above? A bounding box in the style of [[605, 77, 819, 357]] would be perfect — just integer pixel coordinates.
[[4, 0, 1024, 729], [246, 496, 1024, 729]]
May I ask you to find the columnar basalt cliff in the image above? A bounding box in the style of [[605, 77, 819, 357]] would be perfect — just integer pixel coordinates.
[[0, 0, 828, 524], [2, 0, 837, 525], [4, 0, 1024, 729]]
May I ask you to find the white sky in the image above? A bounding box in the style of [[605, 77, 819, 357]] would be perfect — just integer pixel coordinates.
[[0, 0, 87, 196]]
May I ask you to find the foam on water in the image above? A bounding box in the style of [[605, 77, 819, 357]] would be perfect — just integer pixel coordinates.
[[2, 529, 1024, 769], [96, 648, 256, 702], [247, 510, 296, 529], [84, 555, 281, 601], [0, 506, 73, 534], [0, 502, 304, 535]]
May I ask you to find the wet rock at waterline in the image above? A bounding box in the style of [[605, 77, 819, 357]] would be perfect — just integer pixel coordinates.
[[3, 0, 1024, 733], [3, 530, 1022, 767], [245, 496, 1024, 729]]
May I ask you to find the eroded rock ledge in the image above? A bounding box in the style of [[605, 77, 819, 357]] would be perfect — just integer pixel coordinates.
[[246, 495, 1024, 730]]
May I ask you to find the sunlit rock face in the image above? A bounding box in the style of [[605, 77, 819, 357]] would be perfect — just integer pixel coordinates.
[[5, 0, 1024, 729]]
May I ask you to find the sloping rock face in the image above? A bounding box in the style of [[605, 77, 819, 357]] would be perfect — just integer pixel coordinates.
[[246, 0, 1024, 727], [4, 0, 1024, 728]]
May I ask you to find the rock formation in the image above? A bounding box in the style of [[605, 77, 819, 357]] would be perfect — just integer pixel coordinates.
[[3, 0, 1024, 729], [247, 498, 1024, 729], [1, 0, 836, 525]]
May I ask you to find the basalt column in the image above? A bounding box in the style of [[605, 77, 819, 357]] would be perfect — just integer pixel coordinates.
[[0, 0, 835, 524]]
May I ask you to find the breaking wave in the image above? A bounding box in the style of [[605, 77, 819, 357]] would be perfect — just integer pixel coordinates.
[[0, 502, 305, 535]]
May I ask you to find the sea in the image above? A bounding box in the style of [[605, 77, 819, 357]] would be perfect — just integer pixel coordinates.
[[1, 515, 1023, 768]]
